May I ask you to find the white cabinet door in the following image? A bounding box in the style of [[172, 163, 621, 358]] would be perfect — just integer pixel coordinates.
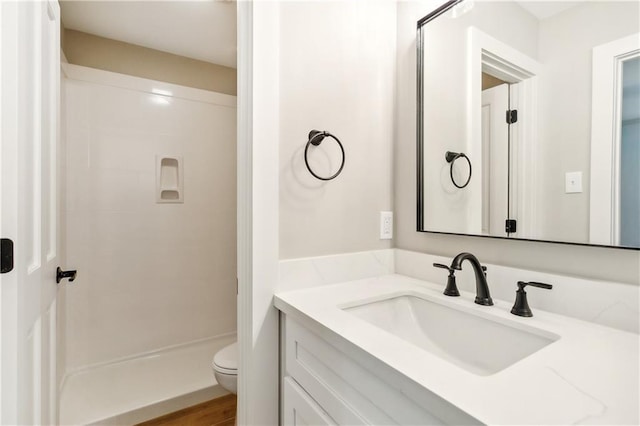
[[1, 1, 61, 424], [283, 377, 336, 426]]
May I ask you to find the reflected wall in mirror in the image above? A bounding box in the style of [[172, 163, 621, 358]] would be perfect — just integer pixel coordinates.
[[417, 0, 640, 248]]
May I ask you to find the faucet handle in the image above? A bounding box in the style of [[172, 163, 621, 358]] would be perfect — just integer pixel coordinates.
[[511, 281, 553, 317], [433, 263, 453, 272], [520, 281, 552, 290], [432, 263, 460, 297]]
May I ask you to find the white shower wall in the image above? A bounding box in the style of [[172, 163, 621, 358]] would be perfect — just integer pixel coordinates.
[[63, 65, 237, 372]]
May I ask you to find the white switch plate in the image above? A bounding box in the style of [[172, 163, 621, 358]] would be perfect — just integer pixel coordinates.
[[565, 171, 583, 193], [380, 211, 393, 240]]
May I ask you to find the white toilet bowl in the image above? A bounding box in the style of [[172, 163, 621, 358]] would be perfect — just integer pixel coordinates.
[[212, 342, 237, 394]]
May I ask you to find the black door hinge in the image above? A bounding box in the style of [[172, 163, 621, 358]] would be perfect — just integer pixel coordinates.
[[1, 238, 14, 274], [505, 219, 517, 234], [506, 109, 518, 124]]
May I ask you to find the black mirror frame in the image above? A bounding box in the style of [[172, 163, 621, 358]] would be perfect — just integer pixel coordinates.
[[415, 0, 639, 251]]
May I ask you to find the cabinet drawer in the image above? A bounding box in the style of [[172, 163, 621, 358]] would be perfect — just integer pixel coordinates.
[[283, 377, 336, 426], [285, 317, 444, 425]]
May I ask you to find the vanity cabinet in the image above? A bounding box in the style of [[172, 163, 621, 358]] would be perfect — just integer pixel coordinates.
[[276, 272, 639, 425], [281, 315, 474, 425]]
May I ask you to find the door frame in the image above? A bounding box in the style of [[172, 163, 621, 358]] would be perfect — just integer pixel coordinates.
[[237, 1, 281, 424], [589, 33, 640, 246]]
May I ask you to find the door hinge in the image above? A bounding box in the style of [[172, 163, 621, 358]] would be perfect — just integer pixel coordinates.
[[506, 109, 518, 124], [505, 219, 517, 234], [1, 238, 14, 274]]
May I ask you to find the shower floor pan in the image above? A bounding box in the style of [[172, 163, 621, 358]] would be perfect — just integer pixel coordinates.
[[59, 333, 236, 425]]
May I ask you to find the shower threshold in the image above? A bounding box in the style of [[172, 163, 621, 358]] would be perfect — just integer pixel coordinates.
[[59, 333, 236, 425]]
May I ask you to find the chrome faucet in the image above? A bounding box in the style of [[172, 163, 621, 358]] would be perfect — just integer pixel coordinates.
[[450, 252, 493, 306]]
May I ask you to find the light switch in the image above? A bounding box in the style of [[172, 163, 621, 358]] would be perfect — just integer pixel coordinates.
[[565, 171, 583, 193]]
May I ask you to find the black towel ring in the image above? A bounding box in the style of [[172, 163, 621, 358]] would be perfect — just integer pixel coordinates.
[[445, 151, 472, 189], [304, 130, 345, 181]]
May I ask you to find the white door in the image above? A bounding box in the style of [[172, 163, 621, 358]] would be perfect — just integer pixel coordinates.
[[481, 84, 509, 237], [1, 1, 61, 424]]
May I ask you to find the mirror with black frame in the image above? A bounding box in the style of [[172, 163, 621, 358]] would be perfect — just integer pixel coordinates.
[[417, 0, 640, 248]]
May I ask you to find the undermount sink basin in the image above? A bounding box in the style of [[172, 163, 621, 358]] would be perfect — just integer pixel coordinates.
[[343, 295, 559, 376]]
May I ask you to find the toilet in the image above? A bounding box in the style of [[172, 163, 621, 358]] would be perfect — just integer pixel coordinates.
[[212, 342, 237, 394]]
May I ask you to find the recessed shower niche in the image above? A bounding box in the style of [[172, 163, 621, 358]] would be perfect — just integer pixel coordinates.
[[156, 155, 184, 203]]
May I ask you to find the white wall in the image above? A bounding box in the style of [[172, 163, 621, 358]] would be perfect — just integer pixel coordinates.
[[63, 66, 237, 371], [278, 0, 396, 259], [536, 1, 640, 243], [395, 1, 640, 285]]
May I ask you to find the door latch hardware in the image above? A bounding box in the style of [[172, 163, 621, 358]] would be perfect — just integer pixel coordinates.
[[56, 267, 77, 284], [1, 238, 14, 274]]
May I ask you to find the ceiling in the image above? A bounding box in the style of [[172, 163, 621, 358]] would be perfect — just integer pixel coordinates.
[[60, 1, 237, 69], [516, 1, 580, 20]]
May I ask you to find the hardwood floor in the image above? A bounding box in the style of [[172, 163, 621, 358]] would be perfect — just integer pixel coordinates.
[[137, 394, 236, 426]]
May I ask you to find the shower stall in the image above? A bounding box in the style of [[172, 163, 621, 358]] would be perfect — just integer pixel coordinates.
[[58, 63, 237, 425]]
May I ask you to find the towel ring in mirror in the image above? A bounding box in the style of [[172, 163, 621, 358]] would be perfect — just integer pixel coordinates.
[[445, 151, 472, 189]]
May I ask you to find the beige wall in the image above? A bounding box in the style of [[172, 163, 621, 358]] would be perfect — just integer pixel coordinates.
[[395, 1, 640, 285], [62, 29, 236, 96], [482, 73, 506, 90], [278, 1, 396, 259]]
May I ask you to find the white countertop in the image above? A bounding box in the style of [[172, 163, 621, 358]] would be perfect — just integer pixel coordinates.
[[274, 274, 640, 425]]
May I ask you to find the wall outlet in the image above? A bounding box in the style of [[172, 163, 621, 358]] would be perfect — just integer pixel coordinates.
[[380, 211, 393, 240]]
